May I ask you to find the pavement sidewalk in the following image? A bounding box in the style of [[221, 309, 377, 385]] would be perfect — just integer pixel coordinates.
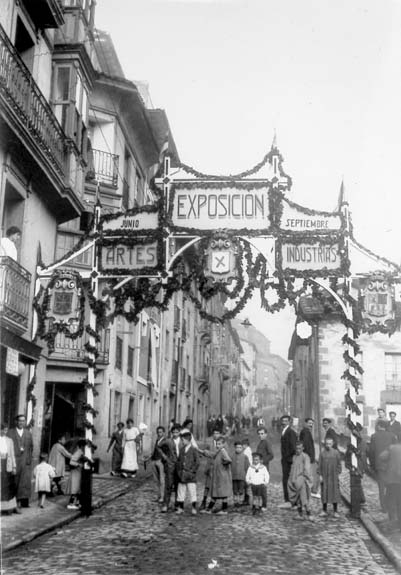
[[340, 468, 401, 572], [1, 469, 151, 553]]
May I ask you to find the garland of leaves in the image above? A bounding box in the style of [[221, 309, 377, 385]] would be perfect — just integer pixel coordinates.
[[33, 270, 86, 354], [175, 145, 291, 185]]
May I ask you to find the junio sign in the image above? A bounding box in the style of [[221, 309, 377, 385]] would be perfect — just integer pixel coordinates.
[[171, 185, 270, 231], [101, 211, 158, 232]]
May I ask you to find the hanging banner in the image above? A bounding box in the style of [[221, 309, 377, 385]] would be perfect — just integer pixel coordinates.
[[170, 185, 269, 231], [101, 211, 159, 233], [279, 240, 344, 275], [99, 241, 158, 272], [356, 273, 401, 334], [6, 347, 19, 376], [279, 199, 343, 233]]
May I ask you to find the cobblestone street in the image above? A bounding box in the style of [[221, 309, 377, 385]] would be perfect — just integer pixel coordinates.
[[3, 470, 398, 575]]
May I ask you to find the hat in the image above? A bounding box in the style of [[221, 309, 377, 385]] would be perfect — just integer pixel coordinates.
[[138, 422, 148, 433]]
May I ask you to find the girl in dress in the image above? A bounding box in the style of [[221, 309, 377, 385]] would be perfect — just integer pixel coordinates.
[[33, 453, 55, 508], [66, 439, 86, 509], [121, 419, 142, 478]]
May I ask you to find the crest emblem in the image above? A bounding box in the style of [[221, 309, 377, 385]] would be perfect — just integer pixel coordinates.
[[46, 269, 83, 336], [358, 272, 395, 331], [204, 234, 238, 283]]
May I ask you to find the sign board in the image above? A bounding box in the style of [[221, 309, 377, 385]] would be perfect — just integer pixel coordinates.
[[6, 347, 19, 376], [280, 200, 342, 233], [280, 241, 342, 272], [171, 186, 269, 231], [100, 242, 158, 272], [102, 211, 159, 232]]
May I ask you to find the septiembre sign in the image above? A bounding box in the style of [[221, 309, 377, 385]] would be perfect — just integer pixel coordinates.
[[171, 186, 269, 231], [281, 241, 342, 272], [280, 200, 342, 233]]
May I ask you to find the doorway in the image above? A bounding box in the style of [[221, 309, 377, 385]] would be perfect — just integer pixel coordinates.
[[41, 382, 85, 453]]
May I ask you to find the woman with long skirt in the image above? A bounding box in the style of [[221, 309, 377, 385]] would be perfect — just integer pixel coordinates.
[[121, 419, 141, 478], [0, 423, 19, 514]]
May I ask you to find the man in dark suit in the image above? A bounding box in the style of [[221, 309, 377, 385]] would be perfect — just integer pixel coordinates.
[[322, 418, 338, 449], [369, 420, 395, 511], [299, 418, 319, 497], [160, 424, 181, 513], [278, 414, 298, 509], [8, 414, 33, 508], [257, 426, 274, 511], [388, 411, 401, 442]]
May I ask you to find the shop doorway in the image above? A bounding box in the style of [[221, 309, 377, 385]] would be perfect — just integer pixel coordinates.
[[41, 382, 85, 453]]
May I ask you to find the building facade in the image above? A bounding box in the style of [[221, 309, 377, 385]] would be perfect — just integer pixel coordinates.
[[0, 0, 90, 455]]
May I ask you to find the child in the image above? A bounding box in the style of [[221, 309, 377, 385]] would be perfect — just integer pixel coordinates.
[[287, 441, 314, 521], [66, 439, 86, 510], [33, 453, 55, 508], [205, 436, 233, 515], [199, 429, 221, 512], [256, 427, 274, 511], [245, 452, 270, 515], [242, 437, 252, 466], [176, 431, 199, 515], [318, 436, 342, 518], [231, 441, 249, 507], [49, 435, 72, 495], [242, 437, 253, 506]]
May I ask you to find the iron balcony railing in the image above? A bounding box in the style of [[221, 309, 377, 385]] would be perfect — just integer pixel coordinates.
[[0, 256, 31, 334], [52, 329, 110, 364], [87, 148, 119, 187], [0, 24, 66, 178]]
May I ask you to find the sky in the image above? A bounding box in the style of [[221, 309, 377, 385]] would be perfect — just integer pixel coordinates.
[[95, 0, 401, 357]]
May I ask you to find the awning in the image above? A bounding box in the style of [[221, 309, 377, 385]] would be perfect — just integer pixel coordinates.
[[0, 327, 42, 363]]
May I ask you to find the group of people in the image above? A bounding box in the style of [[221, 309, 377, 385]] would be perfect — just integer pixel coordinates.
[[368, 408, 401, 529], [107, 419, 146, 478], [140, 414, 343, 519], [1, 415, 93, 513]]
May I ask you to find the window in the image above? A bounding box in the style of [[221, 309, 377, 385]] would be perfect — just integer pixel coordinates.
[[55, 232, 91, 267], [128, 397, 134, 420], [385, 353, 401, 390], [53, 66, 88, 152], [53, 66, 71, 133], [127, 345, 134, 376], [14, 16, 35, 72], [115, 336, 123, 370], [109, 390, 121, 435], [165, 330, 170, 360]]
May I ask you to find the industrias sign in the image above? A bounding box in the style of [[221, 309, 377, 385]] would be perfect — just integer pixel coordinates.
[[280, 241, 342, 273], [171, 185, 269, 231]]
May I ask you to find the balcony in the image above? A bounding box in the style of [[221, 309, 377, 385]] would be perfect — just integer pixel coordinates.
[[0, 24, 66, 179], [87, 148, 119, 188], [0, 257, 31, 335], [50, 329, 110, 364]]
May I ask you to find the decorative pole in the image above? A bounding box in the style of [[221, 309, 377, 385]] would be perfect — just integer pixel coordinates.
[[81, 192, 102, 516], [340, 184, 362, 518]]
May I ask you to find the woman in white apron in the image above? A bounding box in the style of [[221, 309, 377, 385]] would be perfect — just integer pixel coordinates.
[[121, 419, 140, 477]]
